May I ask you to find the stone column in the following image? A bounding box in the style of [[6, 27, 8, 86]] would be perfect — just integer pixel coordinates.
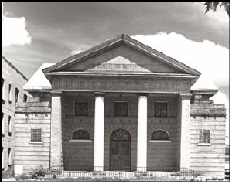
[[94, 92, 105, 171], [179, 94, 191, 169], [50, 91, 62, 167], [137, 94, 148, 171]]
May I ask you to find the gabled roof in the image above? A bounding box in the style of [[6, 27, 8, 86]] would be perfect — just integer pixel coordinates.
[[43, 34, 201, 76], [2, 56, 28, 81], [24, 63, 55, 91]]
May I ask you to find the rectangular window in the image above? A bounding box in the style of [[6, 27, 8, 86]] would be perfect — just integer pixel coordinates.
[[2, 113, 4, 136], [8, 84, 12, 104], [2, 147, 4, 169], [23, 94, 28, 102], [2, 78, 5, 104], [114, 101, 128, 117], [199, 129, 210, 143], [154, 102, 168, 117], [8, 116, 11, 136], [31, 129, 42, 142], [15, 88, 19, 103], [75, 102, 88, 116], [8, 148, 12, 166]]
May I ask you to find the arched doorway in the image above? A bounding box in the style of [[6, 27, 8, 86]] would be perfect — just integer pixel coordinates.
[[110, 129, 131, 171]]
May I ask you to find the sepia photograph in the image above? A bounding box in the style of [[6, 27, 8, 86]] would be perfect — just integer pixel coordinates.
[[2, 2, 229, 181]]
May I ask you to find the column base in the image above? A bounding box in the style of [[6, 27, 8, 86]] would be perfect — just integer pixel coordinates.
[[94, 166, 104, 171], [137, 166, 147, 172]]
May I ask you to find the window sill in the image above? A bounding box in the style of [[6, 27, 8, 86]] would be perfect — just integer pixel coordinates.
[[197, 143, 211, 146], [69, 139, 93, 143], [29, 142, 42, 145], [149, 140, 171, 143]]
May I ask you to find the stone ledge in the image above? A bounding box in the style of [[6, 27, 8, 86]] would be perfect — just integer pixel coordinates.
[[29, 142, 43, 145], [197, 143, 211, 146], [69, 139, 93, 142], [190, 113, 226, 117], [149, 140, 171, 143]]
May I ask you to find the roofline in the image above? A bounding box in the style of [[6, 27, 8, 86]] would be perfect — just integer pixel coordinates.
[[43, 34, 201, 76], [43, 35, 123, 74], [45, 72, 198, 78], [124, 35, 201, 76], [2, 56, 28, 81]]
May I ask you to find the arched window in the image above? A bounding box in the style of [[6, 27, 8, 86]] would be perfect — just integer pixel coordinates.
[[72, 129, 90, 140], [151, 129, 169, 140]]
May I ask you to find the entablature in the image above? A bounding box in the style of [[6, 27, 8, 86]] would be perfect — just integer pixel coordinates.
[[50, 75, 193, 94]]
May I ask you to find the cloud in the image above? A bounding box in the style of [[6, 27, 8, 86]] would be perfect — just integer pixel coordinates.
[[70, 48, 83, 55], [2, 3, 32, 46], [67, 44, 90, 56], [132, 32, 229, 86], [132, 32, 229, 139]]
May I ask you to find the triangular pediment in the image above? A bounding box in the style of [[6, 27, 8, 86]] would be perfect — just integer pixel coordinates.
[[86, 56, 152, 73], [43, 34, 200, 76]]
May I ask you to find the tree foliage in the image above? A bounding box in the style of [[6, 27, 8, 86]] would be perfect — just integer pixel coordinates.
[[204, 2, 229, 16]]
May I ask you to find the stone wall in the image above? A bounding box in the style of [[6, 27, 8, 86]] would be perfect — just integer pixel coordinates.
[[147, 117, 178, 171], [14, 96, 51, 174], [190, 91, 226, 178], [62, 93, 180, 171], [2, 57, 30, 171]]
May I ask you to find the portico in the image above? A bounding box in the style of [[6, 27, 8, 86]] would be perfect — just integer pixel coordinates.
[[49, 90, 192, 172], [42, 34, 200, 172]]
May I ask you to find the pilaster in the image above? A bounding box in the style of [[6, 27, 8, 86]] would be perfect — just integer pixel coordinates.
[[179, 94, 192, 169], [50, 91, 62, 167]]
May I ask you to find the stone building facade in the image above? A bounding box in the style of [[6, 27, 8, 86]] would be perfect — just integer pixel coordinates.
[[14, 35, 226, 178], [2, 56, 30, 171]]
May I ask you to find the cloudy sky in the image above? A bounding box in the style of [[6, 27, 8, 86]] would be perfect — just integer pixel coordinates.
[[2, 2, 229, 137]]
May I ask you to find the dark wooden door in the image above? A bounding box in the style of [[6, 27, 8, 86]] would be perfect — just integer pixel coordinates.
[[110, 141, 131, 171]]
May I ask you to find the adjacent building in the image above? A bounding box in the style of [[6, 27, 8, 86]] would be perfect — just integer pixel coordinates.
[[14, 35, 226, 178], [2, 56, 30, 171]]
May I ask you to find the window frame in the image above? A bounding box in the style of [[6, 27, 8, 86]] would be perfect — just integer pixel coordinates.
[[74, 101, 88, 116], [8, 84, 12, 104], [150, 129, 170, 141], [2, 113, 4, 137], [8, 148, 12, 166], [154, 101, 168, 118], [30, 128, 42, 143], [8, 116, 11, 137], [72, 129, 90, 140], [199, 129, 210, 144], [69, 129, 92, 142], [2, 147, 4, 169], [114, 101, 129, 117], [15, 87, 19, 103], [2, 78, 5, 104], [23, 94, 28, 102]]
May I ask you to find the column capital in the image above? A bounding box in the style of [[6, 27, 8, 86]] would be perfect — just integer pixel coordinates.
[[94, 92, 105, 97], [50, 91, 62, 96], [180, 94, 192, 100], [137, 93, 149, 97]]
